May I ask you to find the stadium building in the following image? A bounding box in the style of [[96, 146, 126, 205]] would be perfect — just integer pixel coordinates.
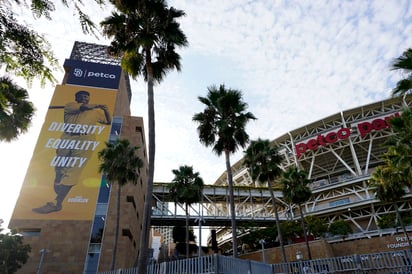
[[8, 42, 148, 273], [211, 94, 412, 256]]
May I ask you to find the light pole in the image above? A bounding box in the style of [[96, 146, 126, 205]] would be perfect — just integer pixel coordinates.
[[259, 239, 266, 263], [195, 199, 206, 273], [37, 249, 50, 274], [296, 250, 303, 273]]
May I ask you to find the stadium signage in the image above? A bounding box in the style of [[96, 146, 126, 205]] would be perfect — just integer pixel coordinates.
[[295, 112, 400, 158], [63, 59, 121, 90]]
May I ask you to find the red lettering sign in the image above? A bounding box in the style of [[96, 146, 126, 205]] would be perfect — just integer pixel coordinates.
[[295, 128, 350, 158], [294, 112, 399, 158], [357, 112, 399, 137]]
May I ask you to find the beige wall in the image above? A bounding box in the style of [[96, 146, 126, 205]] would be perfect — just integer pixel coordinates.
[[240, 233, 412, 264]]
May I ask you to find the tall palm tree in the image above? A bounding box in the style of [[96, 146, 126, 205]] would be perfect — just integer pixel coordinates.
[[391, 48, 412, 97], [280, 166, 313, 260], [385, 108, 412, 184], [0, 77, 34, 142], [369, 108, 412, 250], [169, 165, 204, 258], [243, 138, 287, 262], [101, 1, 188, 272], [98, 139, 143, 270], [370, 163, 412, 250], [193, 84, 256, 257]]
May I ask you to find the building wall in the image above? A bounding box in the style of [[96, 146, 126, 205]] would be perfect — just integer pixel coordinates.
[[98, 116, 148, 271], [240, 232, 412, 264], [9, 43, 148, 273]]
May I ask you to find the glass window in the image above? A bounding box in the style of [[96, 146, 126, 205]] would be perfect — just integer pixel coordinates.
[[90, 216, 105, 243], [98, 176, 111, 203], [84, 252, 100, 274]]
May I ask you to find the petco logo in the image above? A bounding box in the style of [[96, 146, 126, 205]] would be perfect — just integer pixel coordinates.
[[73, 68, 116, 79], [73, 68, 83, 77]]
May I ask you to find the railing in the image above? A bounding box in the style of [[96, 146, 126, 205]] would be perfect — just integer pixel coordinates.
[[99, 249, 412, 274]]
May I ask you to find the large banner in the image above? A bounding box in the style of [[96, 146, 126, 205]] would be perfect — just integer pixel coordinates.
[[12, 85, 116, 220]]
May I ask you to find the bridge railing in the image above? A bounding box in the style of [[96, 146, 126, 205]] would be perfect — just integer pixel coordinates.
[[99, 249, 412, 274]]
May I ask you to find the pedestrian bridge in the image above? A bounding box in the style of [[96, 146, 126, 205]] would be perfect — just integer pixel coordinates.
[[151, 182, 286, 227]]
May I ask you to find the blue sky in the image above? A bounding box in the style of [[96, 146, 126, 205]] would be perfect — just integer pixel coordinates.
[[1, 0, 412, 227]]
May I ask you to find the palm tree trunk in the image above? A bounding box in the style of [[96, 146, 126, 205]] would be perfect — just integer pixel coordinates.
[[110, 185, 121, 270], [299, 204, 312, 260], [185, 203, 190, 258], [268, 182, 287, 262], [138, 54, 155, 274], [225, 150, 238, 258], [395, 203, 412, 251]]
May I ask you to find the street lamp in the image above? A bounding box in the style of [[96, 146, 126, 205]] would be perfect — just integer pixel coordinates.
[[296, 250, 303, 261], [296, 250, 303, 273], [259, 239, 266, 263], [37, 249, 50, 274]]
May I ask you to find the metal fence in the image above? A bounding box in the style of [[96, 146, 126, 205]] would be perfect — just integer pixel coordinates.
[[99, 249, 412, 274]]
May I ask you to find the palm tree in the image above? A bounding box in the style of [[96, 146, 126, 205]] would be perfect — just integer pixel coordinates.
[[385, 108, 412, 184], [243, 138, 287, 262], [98, 139, 143, 270], [0, 77, 34, 142], [280, 166, 313, 260], [193, 84, 256, 257], [391, 48, 412, 97], [101, 1, 188, 272], [169, 165, 204, 258], [370, 163, 412, 250]]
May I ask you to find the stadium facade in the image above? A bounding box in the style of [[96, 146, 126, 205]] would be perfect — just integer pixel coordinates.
[[212, 94, 412, 255], [9, 42, 148, 273]]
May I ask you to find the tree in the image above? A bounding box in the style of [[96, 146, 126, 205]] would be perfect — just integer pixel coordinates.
[[2, 0, 106, 84], [328, 219, 352, 238], [305, 215, 328, 239], [172, 226, 197, 257], [100, 1, 188, 271], [193, 84, 256, 257], [243, 138, 287, 262], [384, 108, 412, 184], [169, 165, 204, 258], [280, 220, 302, 244], [391, 48, 412, 97], [0, 77, 34, 141], [370, 163, 412, 250], [369, 107, 412, 250], [0, 220, 31, 274], [1, 0, 106, 141], [98, 139, 143, 270], [280, 166, 313, 259]]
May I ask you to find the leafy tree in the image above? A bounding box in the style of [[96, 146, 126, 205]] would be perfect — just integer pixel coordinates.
[[377, 213, 397, 229], [101, 1, 188, 271], [0, 77, 34, 141], [193, 84, 256, 257], [369, 107, 412, 250], [240, 226, 278, 251], [1, 0, 106, 141], [98, 139, 143, 270], [370, 163, 412, 249], [305, 215, 328, 238], [384, 108, 412, 184], [172, 226, 197, 257], [328, 219, 352, 238], [280, 166, 313, 259], [280, 220, 302, 244], [169, 165, 204, 258], [391, 48, 412, 97], [0, 220, 31, 274], [2, 0, 106, 84], [243, 138, 287, 262]]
